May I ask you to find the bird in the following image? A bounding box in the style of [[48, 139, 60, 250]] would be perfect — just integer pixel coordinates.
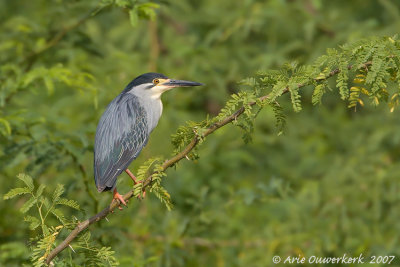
[[94, 72, 203, 208]]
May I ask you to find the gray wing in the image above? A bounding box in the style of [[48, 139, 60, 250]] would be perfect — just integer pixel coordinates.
[[94, 93, 148, 192]]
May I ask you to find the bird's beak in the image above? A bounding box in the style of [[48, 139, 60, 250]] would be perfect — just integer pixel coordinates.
[[162, 79, 204, 88]]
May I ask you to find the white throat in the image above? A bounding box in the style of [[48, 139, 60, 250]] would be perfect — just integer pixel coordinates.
[[150, 84, 172, 99], [127, 83, 165, 133]]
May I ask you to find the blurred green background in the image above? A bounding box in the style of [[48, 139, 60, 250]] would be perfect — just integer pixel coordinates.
[[1, 0, 400, 266]]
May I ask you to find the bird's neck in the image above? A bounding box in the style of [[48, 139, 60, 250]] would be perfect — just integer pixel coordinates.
[[130, 91, 163, 133]]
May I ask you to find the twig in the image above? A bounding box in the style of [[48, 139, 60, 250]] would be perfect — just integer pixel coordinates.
[[45, 63, 361, 264]]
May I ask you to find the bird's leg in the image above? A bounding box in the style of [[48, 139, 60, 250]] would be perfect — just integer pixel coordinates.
[[113, 188, 127, 210], [125, 169, 146, 198], [125, 169, 139, 184]]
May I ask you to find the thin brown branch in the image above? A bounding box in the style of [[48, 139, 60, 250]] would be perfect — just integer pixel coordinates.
[[45, 63, 359, 265]]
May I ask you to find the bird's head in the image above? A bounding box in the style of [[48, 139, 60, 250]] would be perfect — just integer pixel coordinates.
[[124, 72, 203, 99]]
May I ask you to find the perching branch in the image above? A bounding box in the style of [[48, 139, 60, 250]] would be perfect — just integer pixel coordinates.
[[45, 61, 370, 265]]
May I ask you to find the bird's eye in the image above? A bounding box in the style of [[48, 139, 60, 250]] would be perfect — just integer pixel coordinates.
[[153, 79, 160, 85]]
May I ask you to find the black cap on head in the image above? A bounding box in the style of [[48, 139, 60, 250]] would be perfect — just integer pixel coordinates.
[[124, 72, 168, 92]]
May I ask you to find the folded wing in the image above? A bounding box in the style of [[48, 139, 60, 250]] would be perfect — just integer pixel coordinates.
[[94, 93, 148, 192]]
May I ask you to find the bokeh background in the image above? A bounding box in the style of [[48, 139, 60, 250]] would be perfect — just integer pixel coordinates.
[[1, 0, 400, 266]]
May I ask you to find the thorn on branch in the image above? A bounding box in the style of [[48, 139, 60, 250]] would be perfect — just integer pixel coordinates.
[[68, 245, 75, 253]]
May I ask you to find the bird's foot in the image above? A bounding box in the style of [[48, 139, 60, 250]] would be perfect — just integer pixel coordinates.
[[112, 189, 127, 210], [136, 189, 146, 200]]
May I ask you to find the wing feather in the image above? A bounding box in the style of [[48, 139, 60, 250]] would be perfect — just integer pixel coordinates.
[[94, 93, 148, 192]]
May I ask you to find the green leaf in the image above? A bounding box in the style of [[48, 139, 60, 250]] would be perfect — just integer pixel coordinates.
[[43, 76, 54, 94], [20, 197, 37, 213], [288, 84, 302, 112], [151, 185, 173, 211], [136, 157, 162, 180], [22, 69, 40, 87], [336, 55, 350, 100], [41, 224, 50, 236], [80, 231, 91, 243], [115, 0, 130, 8], [35, 184, 46, 198], [3, 187, 31, 200], [51, 208, 66, 225], [42, 197, 51, 210], [52, 184, 64, 202], [0, 118, 11, 136], [17, 173, 34, 191], [56, 198, 80, 210], [129, 8, 139, 27], [96, 246, 119, 266], [24, 215, 40, 230], [312, 83, 326, 105], [270, 102, 286, 134], [137, 3, 160, 20]]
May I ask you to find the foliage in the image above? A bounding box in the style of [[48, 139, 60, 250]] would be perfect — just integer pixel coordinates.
[[134, 157, 173, 210], [4, 173, 118, 266], [4, 174, 79, 233], [2, 0, 400, 266], [169, 36, 400, 159]]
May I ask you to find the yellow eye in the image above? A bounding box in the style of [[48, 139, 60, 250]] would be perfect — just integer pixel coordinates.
[[153, 79, 160, 85]]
